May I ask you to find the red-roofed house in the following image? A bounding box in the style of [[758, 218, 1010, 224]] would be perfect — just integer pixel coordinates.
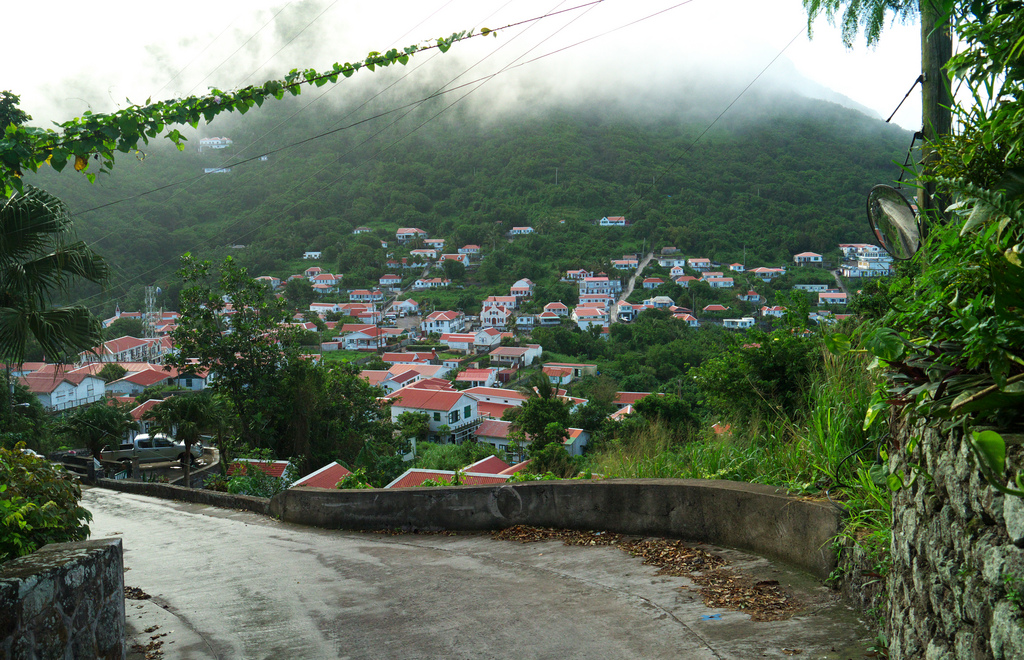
[[761, 305, 786, 318], [737, 290, 762, 303], [393, 299, 420, 315], [542, 366, 573, 386], [793, 252, 823, 265], [599, 216, 628, 227], [385, 468, 510, 488], [381, 352, 436, 366], [818, 291, 848, 305], [613, 391, 653, 410], [688, 258, 712, 271], [19, 373, 105, 411], [474, 327, 503, 351], [459, 245, 481, 255], [463, 455, 511, 475], [455, 368, 499, 388], [396, 227, 428, 243], [291, 462, 353, 489], [386, 387, 481, 443], [439, 333, 477, 353], [106, 367, 177, 397], [379, 274, 402, 289], [673, 313, 699, 327], [228, 459, 294, 480], [78, 336, 167, 365], [642, 277, 665, 289], [422, 311, 465, 334], [703, 304, 730, 313], [438, 253, 469, 267]]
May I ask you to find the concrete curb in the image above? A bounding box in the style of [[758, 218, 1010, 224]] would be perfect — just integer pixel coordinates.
[[96, 479, 269, 515], [270, 478, 841, 579]]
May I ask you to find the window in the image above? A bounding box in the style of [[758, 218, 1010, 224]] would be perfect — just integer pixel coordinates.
[[185, 378, 193, 388], [154, 436, 174, 448], [464, 405, 472, 418], [449, 410, 460, 424], [433, 412, 441, 422], [138, 437, 153, 449]]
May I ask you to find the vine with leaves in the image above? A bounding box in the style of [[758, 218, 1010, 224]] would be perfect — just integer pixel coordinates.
[[0, 28, 489, 198]]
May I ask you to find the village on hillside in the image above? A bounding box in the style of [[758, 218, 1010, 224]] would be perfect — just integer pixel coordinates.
[[12, 216, 891, 479]]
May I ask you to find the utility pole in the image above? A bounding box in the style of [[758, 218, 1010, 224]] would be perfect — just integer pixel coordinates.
[[918, 0, 953, 216]]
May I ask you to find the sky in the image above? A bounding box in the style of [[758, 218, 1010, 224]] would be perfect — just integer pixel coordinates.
[[4, 0, 924, 131]]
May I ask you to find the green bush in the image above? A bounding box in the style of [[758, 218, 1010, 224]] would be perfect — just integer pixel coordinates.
[[0, 444, 92, 563], [225, 462, 295, 498]]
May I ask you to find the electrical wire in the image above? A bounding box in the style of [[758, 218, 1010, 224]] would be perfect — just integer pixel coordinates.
[[73, 0, 703, 310], [623, 25, 804, 215]]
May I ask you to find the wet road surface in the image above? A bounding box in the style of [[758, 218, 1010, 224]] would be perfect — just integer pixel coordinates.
[[84, 488, 872, 660]]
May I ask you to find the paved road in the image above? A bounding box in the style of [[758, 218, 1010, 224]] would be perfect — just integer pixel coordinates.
[[85, 488, 870, 660], [613, 251, 654, 322]]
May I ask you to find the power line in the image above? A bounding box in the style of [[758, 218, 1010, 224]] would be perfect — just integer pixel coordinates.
[[623, 26, 805, 216], [73, 0, 706, 310]]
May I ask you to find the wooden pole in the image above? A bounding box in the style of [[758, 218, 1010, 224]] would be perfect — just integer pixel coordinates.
[[918, 0, 953, 216]]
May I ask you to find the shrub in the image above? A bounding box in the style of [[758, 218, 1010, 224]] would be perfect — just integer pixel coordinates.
[[0, 444, 92, 563], [225, 462, 295, 498]]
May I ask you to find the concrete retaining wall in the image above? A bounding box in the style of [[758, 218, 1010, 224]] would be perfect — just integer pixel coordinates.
[[96, 479, 270, 515], [270, 478, 841, 579], [0, 539, 124, 660]]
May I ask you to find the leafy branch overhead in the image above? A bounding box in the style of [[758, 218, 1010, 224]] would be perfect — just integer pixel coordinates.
[[0, 29, 481, 197]]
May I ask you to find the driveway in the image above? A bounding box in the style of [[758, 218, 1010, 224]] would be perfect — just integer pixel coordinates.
[[84, 488, 870, 659]]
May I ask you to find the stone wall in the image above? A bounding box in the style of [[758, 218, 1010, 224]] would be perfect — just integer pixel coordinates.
[[889, 425, 1024, 658], [0, 539, 125, 660]]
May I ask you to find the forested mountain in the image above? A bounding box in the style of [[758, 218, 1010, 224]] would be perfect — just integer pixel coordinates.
[[27, 83, 911, 314]]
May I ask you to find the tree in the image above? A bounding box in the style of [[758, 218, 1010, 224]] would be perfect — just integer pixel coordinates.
[[0, 186, 108, 365], [166, 255, 296, 449], [96, 363, 128, 383], [0, 91, 31, 129], [149, 392, 218, 487], [56, 401, 136, 458], [510, 372, 573, 453], [442, 259, 466, 282], [284, 278, 315, 307], [105, 316, 145, 340]]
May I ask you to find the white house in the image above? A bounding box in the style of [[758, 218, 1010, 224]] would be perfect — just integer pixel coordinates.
[[510, 279, 535, 298], [439, 333, 477, 353], [793, 251, 823, 265], [723, 317, 756, 329], [599, 216, 628, 227], [543, 301, 569, 317], [396, 227, 428, 243], [729, 263, 746, 272], [392, 299, 420, 315], [642, 277, 665, 289], [438, 254, 469, 267], [474, 327, 503, 351], [659, 258, 688, 268], [688, 258, 712, 271], [673, 313, 699, 327], [303, 251, 322, 260], [794, 284, 829, 292], [572, 306, 608, 330], [818, 291, 848, 305], [198, 136, 233, 151], [704, 277, 735, 289], [459, 245, 481, 255], [379, 274, 402, 290], [483, 295, 518, 311], [19, 373, 105, 412], [509, 226, 535, 235], [736, 290, 762, 302], [413, 278, 450, 290], [422, 311, 465, 334], [579, 276, 622, 296], [761, 306, 786, 318], [386, 387, 480, 444], [480, 305, 513, 329]]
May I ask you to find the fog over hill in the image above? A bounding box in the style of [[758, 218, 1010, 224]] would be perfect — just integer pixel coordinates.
[[25, 55, 910, 314]]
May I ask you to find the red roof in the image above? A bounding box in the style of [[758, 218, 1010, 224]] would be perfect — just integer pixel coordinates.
[[476, 401, 515, 419], [291, 462, 353, 489], [614, 391, 653, 406], [385, 469, 510, 488], [475, 419, 512, 439], [130, 399, 164, 421], [386, 388, 466, 411], [462, 455, 511, 475], [227, 460, 292, 478], [498, 460, 531, 475]]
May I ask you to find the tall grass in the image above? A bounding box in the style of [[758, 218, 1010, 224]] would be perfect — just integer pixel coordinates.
[[588, 347, 878, 493]]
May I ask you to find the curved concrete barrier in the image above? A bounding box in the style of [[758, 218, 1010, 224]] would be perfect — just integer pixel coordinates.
[[270, 478, 840, 579], [96, 479, 270, 515]]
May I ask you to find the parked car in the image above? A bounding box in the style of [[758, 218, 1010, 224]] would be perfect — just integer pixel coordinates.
[[100, 434, 203, 469]]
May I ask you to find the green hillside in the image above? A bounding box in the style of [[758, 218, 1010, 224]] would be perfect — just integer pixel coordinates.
[[27, 88, 910, 313]]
